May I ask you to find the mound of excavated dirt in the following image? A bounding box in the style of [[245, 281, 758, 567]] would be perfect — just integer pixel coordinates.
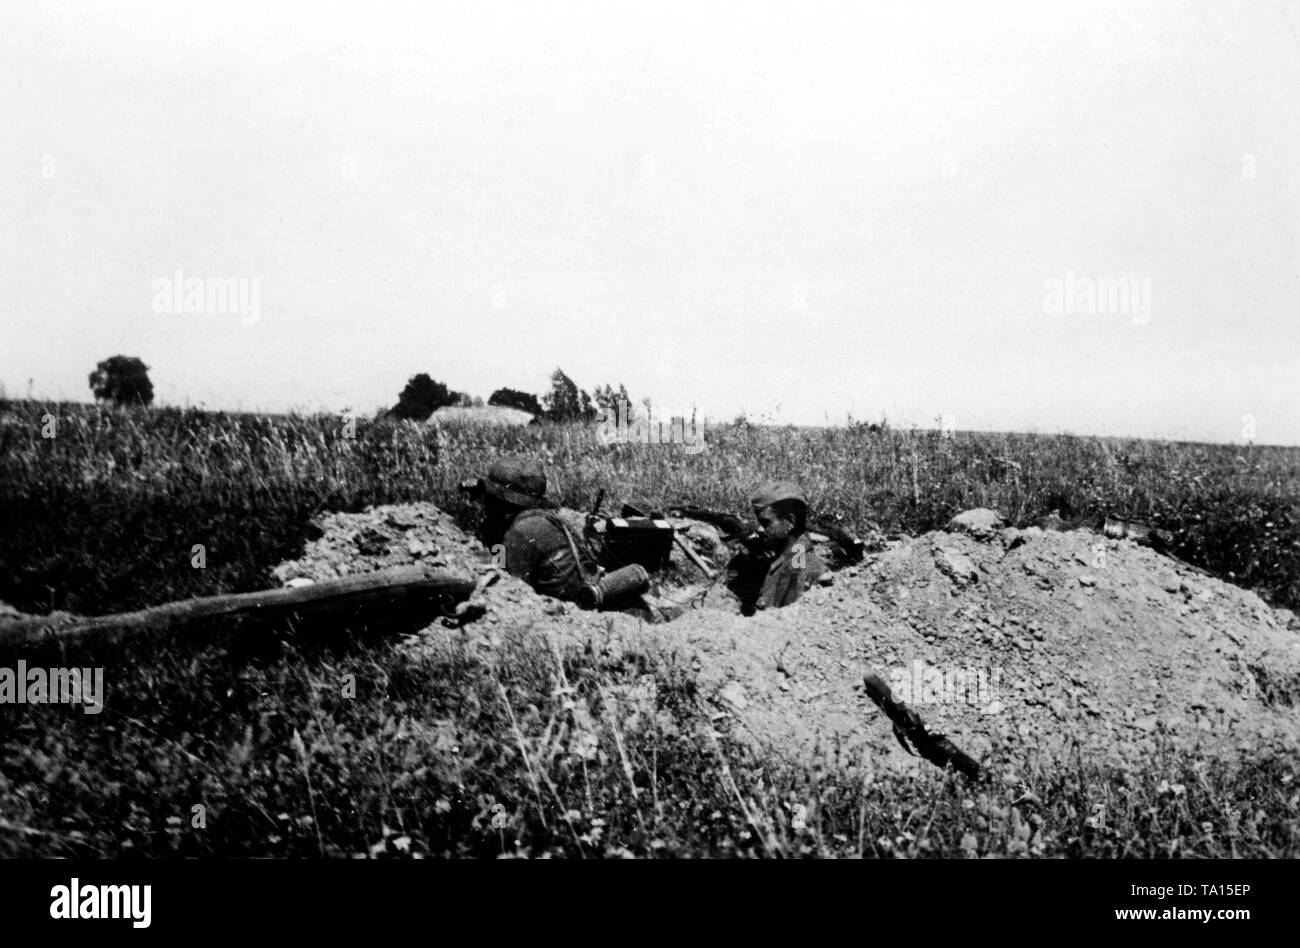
[[274, 504, 1300, 776], [271, 503, 494, 583]]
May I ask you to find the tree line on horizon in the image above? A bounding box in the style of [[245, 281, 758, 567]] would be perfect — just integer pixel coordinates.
[[388, 368, 635, 423], [82, 354, 636, 424]]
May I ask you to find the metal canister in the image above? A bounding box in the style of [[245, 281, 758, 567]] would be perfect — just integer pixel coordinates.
[[576, 564, 650, 610], [1103, 517, 1173, 547], [1103, 517, 1150, 542]]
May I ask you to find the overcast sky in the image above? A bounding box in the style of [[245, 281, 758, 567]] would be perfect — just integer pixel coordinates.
[[2, 0, 1298, 443]]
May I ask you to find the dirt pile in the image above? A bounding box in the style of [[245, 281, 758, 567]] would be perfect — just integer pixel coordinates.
[[273, 503, 1300, 775], [270, 503, 492, 582], [793, 523, 1300, 772]]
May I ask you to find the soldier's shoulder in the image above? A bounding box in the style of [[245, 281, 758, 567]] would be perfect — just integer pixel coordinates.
[[791, 538, 826, 573], [789, 536, 822, 559], [507, 508, 562, 538]]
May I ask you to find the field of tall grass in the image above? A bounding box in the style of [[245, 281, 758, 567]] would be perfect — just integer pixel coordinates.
[[3, 400, 1297, 616], [1, 399, 1298, 857]]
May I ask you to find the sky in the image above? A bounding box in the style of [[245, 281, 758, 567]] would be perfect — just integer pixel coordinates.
[[2, 0, 1298, 443]]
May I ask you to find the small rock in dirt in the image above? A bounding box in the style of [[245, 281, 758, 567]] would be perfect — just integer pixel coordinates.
[[1036, 511, 1066, 531], [720, 681, 748, 710], [270, 563, 298, 585], [1001, 528, 1028, 552], [386, 509, 418, 530], [354, 527, 390, 556], [947, 508, 1005, 541], [935, 548, 980, 586], [1078, 574, 1097, 587]]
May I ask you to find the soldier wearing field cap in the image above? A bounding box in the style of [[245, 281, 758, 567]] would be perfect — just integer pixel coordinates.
[[467, 458, 598, 602], [727, 480, 825, 615]]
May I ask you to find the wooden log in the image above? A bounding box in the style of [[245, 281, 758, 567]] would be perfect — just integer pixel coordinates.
[[0, 567, 478, 650]]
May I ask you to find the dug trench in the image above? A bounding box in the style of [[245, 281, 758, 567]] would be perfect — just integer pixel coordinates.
[[269, 502, 1300, 778]]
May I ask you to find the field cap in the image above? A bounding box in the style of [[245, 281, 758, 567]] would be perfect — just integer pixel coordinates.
[[483, 458, 547, 508], [751, 480, 808, 514]]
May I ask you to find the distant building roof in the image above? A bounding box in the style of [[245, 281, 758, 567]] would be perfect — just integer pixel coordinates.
[[428, 405, 536, 427]]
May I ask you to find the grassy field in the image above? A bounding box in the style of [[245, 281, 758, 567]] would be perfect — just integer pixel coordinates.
[[1, 399, 1298, 857]]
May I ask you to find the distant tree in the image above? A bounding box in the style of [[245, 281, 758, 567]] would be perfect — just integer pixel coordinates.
[[488, 387, 542, 415], [847, 414, 887, 434], [592, 383, 635, 420], [391, 373, 458, 421], [542, 368, 597, 422], [454, 392, 475, 407], [543, 370, 577, 420], [89, 355, 154, 406]]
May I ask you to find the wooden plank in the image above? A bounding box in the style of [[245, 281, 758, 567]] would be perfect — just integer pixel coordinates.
[[0, 567, 478, 649], [673, 531, 718, 580]]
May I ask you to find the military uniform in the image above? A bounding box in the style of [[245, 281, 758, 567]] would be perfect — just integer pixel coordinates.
[[728, 537, 825, 615], [473, 458, 591, 603], [753, 536, 824, 610], [475, 457, 620, 607], [501, 508, 595, 601], [727, 480, 825, 615]]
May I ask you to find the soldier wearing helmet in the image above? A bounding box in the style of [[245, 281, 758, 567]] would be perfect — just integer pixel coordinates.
[[466, 457, 599, 602]]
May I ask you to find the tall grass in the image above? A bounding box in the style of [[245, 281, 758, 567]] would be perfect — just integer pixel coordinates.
[[1, 399, 1297, 858], [2, 400, 1297, 615], [2, 623, 1295, 858]]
